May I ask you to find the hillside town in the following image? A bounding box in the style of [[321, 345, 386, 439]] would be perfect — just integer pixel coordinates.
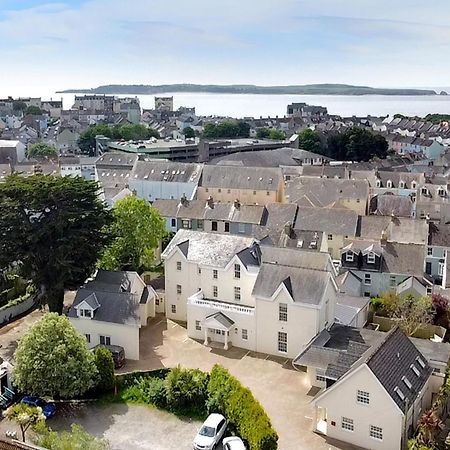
[[0, 92, 450, 450]]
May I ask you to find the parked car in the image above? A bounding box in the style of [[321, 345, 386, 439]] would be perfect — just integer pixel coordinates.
[[21, 396, 56, 418], [193, 413, 227, 450], [223, 437, 246, 450], [92, 344, 125, 369]]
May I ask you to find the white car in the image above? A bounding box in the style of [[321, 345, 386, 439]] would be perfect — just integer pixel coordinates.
[[223, 436, 246, 450], [193, 413, 227, 450]]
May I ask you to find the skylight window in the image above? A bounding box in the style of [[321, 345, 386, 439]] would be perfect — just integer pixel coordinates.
[[417, 357, 426, 369], [411, 364, 420, 377], [394, 386, 405, 401], [402, 376, 412, 390]]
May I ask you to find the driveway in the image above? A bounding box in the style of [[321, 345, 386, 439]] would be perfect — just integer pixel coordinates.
[[50, 403, 202, 450], [116, 316, 357, 450]]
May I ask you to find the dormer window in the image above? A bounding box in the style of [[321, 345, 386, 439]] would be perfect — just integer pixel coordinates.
[[367, 252, 376, 264], [376, 180, 381, 188], [399, 181, 405, 189], [421, 188, 428, 195], [346, 252, 354, 262], [438, 188, 446, 197], [386, 180, 393, 188], [411, 181, 417, 189]]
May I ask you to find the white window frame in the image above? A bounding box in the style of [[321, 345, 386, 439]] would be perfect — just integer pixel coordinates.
[[176, 261, 182, 271], [195, 320, 201, 331], [234, 264, 241, 279], [346, 252, 354, 262], [279, 303, 288, 322], [213, 286, 218, 298], [427, 247, 433, 256], [242, 329, 248, 340], [278, 331, 287, 353], [364, 274, 372, 286], [213, 269, 218, 279], [176, 284, 182, 294], [439, 262, 444, 277], [367, 252, 376, 264], [341, 417, 354, 432], [370, 425, 383, 441], [171, 304, 176, 314], [357, 390, 370, 405]]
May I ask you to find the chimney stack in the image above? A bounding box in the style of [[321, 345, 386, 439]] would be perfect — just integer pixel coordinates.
[[284, 221, 293, 238], [234, 199, 240, 209], [206, 195, 214, 209]]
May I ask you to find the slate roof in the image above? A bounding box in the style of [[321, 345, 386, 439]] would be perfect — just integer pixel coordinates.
[[428, 222, 450, 247], [161, 229, 257, 268], [210, 148, 329, 168], [252, 247, 334, 305], [372, 194, 415, 218], [285, 177, 368, 207], [204, 312, 235, 329], [297, 325, 432, 413], [262, 203, 298, 229], [335, 295, 370, 326], [358, 216, 428, 245], [294, 206, 358, 236], [366, 327, 432, 412], [96, 152, 138, 168], [131, 161, 203, 184], [68, 270, 148, 327], [200, 165, 281, 191], [382, 242, 426, 276]]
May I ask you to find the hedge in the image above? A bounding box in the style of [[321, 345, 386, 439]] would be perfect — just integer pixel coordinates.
[[207, 364, 278, 450]]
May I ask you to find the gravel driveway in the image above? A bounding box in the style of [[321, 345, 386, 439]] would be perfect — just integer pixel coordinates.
[[50, 403, 202, 450]]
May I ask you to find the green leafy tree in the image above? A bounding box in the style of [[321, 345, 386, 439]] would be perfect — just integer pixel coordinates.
[[0, 175, 113, 313], [256, 128, 270, 139], [182, 127, 195, 138], [94, 346, 115, 392], [27, 142, 58, 159], [35, 423, 109, 450], [99, 196, 165, 272], [326, 127, 388, 161], [203, 121, 250, 139], [25, 105, 42, 116], [13, 313, 98, 398], [4, 403, 46, 442], [77, 124, 112, 154], [13, 101, 27, 113], [297, 128, 325, 153]]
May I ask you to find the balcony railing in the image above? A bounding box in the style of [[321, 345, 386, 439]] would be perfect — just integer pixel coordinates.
[[188, 292, 254, 316]]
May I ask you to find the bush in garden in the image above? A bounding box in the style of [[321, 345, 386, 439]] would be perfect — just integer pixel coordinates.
[[207, 365, 278, 450], [164, 366, 208, 410], [94, 347, 115, 392]]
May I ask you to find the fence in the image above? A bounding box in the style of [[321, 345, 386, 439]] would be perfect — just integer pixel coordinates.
[[0, 296, 36, 326]]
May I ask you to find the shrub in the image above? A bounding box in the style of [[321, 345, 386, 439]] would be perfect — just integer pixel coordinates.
[[94, 347, 115, 392], [207, 365, 278, 450], [164, 366, 208, 411], [122, 376, 167, 408], [370, 297, 384, 313]]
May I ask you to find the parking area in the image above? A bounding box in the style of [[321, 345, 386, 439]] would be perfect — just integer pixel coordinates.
[[117, 316, 357, 450]]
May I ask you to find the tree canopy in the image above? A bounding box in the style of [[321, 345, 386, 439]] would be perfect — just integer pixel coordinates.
[[27, 142, 58, 159], [13, 101, 27, 112], [98, 195, 165, 272], [25, 105, 42, 116], [297, 128, 326, 153], [78, 124, 160, 154], [4, 403, 46, 442], [256, 128, 286, 140], [13, 313, 98, 398], [325, 127, 388, 161], [94, 346, 115, 392], [0, 175, 112, 313], [182, 126, 195, 138], [202, 121, 250, 139]]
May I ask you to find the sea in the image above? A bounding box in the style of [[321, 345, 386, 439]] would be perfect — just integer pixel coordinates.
[[11, 90, 450, 119]]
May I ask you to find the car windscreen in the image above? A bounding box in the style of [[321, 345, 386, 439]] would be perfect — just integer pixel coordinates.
[[199, 426, 215, 437]]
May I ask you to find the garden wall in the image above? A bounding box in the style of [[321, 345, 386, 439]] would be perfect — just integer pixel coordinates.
[[0, 296, 36, 326], [372, 315, 446, 340]]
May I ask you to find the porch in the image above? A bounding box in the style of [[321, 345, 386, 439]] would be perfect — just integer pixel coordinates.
[[202, 311, 234, 350]]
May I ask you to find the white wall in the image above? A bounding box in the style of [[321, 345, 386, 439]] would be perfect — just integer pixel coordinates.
[[69, 318, 140, 360], [316, 365, 403, 449]]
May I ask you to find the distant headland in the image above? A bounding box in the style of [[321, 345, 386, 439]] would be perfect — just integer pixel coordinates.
[[57, 83, 442, 96]]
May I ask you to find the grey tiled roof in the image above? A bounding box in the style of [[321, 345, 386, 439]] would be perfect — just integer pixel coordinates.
[[252, 247, 333, 305], [382, 242, 426, 276], [131, 161, 203, 183], [428, 222, 450, 247], [294, 206, 358, 236], [68, 270, 147, 326], [161, 230, 256, 268], [366, 327, 432, 412], [262, 203, 298, 229], [371, 194, 414, 218], [200, 165, 281, 191]]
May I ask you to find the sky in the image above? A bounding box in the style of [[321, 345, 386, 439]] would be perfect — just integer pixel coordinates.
[[1, 0, 450, 95]]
